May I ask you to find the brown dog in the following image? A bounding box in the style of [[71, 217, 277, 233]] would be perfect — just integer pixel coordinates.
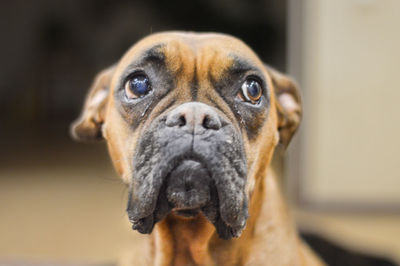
[[71, 31, 324, 266]]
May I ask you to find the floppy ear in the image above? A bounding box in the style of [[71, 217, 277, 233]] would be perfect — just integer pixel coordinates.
[[267, 66, 302, 149], [70, 65, 116, 142]]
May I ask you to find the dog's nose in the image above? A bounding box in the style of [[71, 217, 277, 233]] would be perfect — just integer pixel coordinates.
[[165, 102, 222, 134]]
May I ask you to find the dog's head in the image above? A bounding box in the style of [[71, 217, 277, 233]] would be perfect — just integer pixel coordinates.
[[71, 32, 301, 240]]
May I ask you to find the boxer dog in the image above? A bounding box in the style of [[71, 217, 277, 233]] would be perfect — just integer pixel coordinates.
[[71, 31, 324, 265]]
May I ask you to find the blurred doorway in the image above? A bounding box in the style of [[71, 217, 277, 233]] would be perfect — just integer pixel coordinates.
[[287, 0, 400, 211]]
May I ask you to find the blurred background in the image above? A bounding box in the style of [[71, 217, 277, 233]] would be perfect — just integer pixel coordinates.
[[0, 0, 399, 265]]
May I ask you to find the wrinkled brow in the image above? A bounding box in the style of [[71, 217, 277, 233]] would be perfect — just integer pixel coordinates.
[[139, 44, 166, 62], [228, 56, 263, 75], [121, 44, 166, 76]]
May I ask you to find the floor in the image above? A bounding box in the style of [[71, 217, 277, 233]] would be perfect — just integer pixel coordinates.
[[0, 127, 399, 265]]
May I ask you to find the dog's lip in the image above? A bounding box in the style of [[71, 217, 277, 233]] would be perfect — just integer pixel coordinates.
[[172, 208, 200, 217], [165, 157, 213, 186], [169, 156, 207, 169], [165, 158, 211, 210], [163, 156, 211, 185], [128, 136, 248, 239], [127, 155, 210, 219]]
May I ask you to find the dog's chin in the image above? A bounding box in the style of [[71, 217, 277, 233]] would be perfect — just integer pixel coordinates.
[[166, 160, 211, 211], [166, 160, 212, 220]]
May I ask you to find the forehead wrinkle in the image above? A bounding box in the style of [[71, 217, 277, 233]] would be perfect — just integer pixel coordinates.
[[162, 40, 195, 76], [119, 43, 166, 69], [195, 47, 239, 129], [197, 46, 234, 83], [135, 46, 165, 66], [162, 41, 195, 101], [228, 56, 264, 75]]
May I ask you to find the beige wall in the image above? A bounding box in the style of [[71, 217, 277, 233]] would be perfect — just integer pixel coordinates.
[[289, 0, 400, 208]]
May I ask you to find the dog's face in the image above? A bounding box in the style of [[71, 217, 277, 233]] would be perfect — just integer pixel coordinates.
[[71, 32, 301, 240]]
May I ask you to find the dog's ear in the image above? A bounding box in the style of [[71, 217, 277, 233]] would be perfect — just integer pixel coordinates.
[[70, 65, 116, 142], [266, 66, 302, 148]]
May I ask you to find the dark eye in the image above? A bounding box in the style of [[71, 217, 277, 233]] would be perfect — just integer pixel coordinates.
[[124, 74, 151, 99], [238, 78, 262, 104]]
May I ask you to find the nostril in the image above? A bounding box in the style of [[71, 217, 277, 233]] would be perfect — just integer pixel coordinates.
[[166, 113, 187, 127], [178, 115, 186, 127], [202, 114, 221, 130]]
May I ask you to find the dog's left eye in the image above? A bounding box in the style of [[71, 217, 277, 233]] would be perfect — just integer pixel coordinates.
[[237, 78, 262, 104], [125, 74, 152, 99]]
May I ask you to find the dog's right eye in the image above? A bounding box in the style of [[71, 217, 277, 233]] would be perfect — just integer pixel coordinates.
[[124, 74, 152, 99]]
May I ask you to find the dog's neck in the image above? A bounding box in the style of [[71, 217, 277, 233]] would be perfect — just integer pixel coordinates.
[[144, 168, 307, 266]]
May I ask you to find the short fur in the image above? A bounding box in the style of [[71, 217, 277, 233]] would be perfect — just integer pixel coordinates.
[[71, 31, 324, 266]]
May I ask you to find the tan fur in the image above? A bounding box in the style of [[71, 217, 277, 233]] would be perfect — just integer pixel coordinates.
[[71, 32, 325, 266]]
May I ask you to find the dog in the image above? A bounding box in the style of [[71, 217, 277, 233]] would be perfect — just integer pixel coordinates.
[[71, 31, 324, 266]]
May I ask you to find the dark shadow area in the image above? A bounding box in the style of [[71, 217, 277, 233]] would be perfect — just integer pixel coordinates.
[[0, 0, 287, 140], [301, 233, 399, 266]]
